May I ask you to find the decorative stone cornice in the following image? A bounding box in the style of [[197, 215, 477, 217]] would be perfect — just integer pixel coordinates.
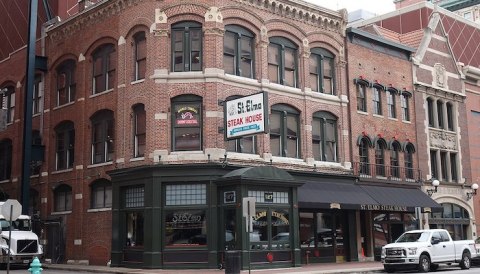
[[204, 27, 225, 36], [48, 0, 144, 43], [233, 0, 346, 35]]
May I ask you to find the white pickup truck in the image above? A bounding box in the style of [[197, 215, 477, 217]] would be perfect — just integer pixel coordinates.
[[381, 229, 477, 272]]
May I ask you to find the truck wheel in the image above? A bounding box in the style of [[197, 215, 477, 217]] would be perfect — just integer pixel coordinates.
[[418, 254, 430, 272], [460, 251, 471, 269], [384, 265, 396, 273]]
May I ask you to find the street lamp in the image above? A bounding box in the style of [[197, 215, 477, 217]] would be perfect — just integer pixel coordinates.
[[426, 179, 440, 197], [466, 183, 479, 201]]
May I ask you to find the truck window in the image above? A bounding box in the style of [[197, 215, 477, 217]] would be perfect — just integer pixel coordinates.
[[439, 231, 450, 242], [0, 219, 31, 231], [396, 232, 429, 242], [431, 232, 441, 242]]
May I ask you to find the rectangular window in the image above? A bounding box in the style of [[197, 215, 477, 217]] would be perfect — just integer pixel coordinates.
[[373, 88, 381, 115], [440, 151, 447, 181], [387, 91, 396, 118], [437, 101, 444, 129], [172, 24, 202, 72], [93, 45, 115, 94], [125, 186, 145, 208], [126, 212, 144, 247], [430, 150, 438, 179], [357, 85, 367, 112], [165, 210, 206, 247], [6, 90, 15, 123], [32, 76, 42, 115], [428, 99, 434, 127], [166, 184, 206, 206], [247, 190, 289, 204], [446, 103, 454, 131], [134, 105, 146, 157], [450, 153, 457, 182], [268, 45, 280, 84], [401, 94, 410, 121]]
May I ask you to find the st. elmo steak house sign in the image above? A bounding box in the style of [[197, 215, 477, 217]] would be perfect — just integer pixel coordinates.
[[225, 92, 267, 139]]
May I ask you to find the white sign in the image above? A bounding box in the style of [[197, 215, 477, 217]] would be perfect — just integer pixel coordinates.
[[225, 92, 267, 139], [1, 199, 22, 221], [242, 197, 256, 217]]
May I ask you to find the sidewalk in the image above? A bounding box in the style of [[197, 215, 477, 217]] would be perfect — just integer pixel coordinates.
[[43, 261, 384, 274]]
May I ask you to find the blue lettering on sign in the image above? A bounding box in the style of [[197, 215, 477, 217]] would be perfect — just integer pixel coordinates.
[[230, 124, 260, 135]]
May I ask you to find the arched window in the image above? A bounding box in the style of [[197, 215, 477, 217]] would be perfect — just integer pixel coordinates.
[[54, 184, 72, 212], [354, 78, 369, 112], [172, 21, 202, 72], [387, 88, 397, 118], [172, 95, 202, 151], [310, 48, 335, 94], [133, 32, 146, 81], [1, 85, 15, 123], [430, 203, 470, 240], [55, 121, 75, 170], [92, 44, 116, 94], [375, 138, 387, 176], [312, 111, 337, 162], [270, 104, 300, 158], [91, 179, 112, 209], [268, 37, 298, 87], [0, 139, 12, 180], [133, 104, 146, 157], [404, 143, 415, 179], [91, 110, 114, 164], [224, 25, 254, 78], [56, 59, 76, 106], [358, 136, 371, 175], [390, 141, 401, 178]]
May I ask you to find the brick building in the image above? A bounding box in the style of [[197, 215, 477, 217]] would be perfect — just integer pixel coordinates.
[[352, 0, 480, 245], [0, 0, 449, 270]]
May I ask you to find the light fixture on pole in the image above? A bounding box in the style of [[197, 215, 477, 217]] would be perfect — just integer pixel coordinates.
[[466, 183, 479, 201], [426, 179, 440, 197]]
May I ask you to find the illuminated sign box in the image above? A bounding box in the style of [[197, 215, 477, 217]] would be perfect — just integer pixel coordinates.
[[224, 92, 268, 140]]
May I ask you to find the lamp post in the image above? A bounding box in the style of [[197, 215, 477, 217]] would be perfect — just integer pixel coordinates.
[[466, 183, 478, 201], [426, 179, 440, 197]]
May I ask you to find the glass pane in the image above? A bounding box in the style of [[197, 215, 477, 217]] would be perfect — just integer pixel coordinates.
[[224, 55, 235, 75], [284, 68, 295, 87], [126, 212, 144, 247], [286, 137, 297, 158], [312, 140, 321, 160], [240, 137, 254, 154], [224, 32, 235, 56], [271, 208, 290, 249], [174, 31, 183, 51], [137, 59, 146, 80], [190, 30, 201, 51], [174, 52, 183, 71], [175, 127, 201, 151], [325, 141, 335, 162], [226, 139, 237, 152], [270, 134, 281, 156], [191, 51, 201, 71], [325, 121, 335, 141], [309, 56, 318, 74], [268, 45, 279, 65], [443, 204, 452, 218], [284, 48, 295, 69], [136, 38, 146, 59], [323, 58, 332, 76], [286, 115, 298, 138], [268, 64, 279, 83], [270, 112, 281, 134], [299, 212, 314, 248], [323, 78, 333, 94], [310, 74, 318, 92], [251, 208, 268, 249], [240, 58, 252, 78], [165, 210, 207, 247]]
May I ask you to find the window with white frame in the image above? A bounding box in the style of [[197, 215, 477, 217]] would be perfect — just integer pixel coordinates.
[[54, 184, 72, 212], [55, 121, 75, 170], [268, 37, 298, 87], [312, 111, 337, 162], [91, 110, 114, 164], [172, 21, 202, 72], [92, 44, 116, 94], [223, 25, 254, 78], [133, 104, 146, 157], [309, 48, 335, 94], [91, 179, 112, 209], [56, 59, 76, 106], [133, 32, 146, 81], [270, 104, 300, 158]]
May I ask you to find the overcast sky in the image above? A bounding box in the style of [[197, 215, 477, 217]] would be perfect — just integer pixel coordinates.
[[304, 0, 396, 15]]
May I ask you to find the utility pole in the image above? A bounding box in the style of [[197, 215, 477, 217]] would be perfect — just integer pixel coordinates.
[[21, 0, 39, 215]]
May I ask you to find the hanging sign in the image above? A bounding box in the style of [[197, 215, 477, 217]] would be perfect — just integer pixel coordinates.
[[224, 92, 268, 139]]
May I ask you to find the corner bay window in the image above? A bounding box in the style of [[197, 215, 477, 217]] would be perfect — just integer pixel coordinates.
[[165, 184, 207, 247], [172, 95, 202, 151], [124, 186, 144, 248]]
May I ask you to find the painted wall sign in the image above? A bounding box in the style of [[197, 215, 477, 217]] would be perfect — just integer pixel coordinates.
[[360, 204, 408, 212], [224, 92, 268, 139]]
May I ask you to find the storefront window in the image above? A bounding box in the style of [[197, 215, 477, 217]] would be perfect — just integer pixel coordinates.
[[271, 208, 290, 248], [251, 207, 290, 250], [165, 210, 207, 247], [299, 212, 314, 248], [429, 203, 470, 240], [252, 208, 268, 247], [126, 212, 144, 247]]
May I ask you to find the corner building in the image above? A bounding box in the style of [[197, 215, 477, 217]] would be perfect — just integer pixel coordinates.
[[0, 0, 360, 269]]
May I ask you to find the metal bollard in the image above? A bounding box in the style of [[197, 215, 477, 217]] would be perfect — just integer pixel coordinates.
[[28, 257, 43, 274]]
